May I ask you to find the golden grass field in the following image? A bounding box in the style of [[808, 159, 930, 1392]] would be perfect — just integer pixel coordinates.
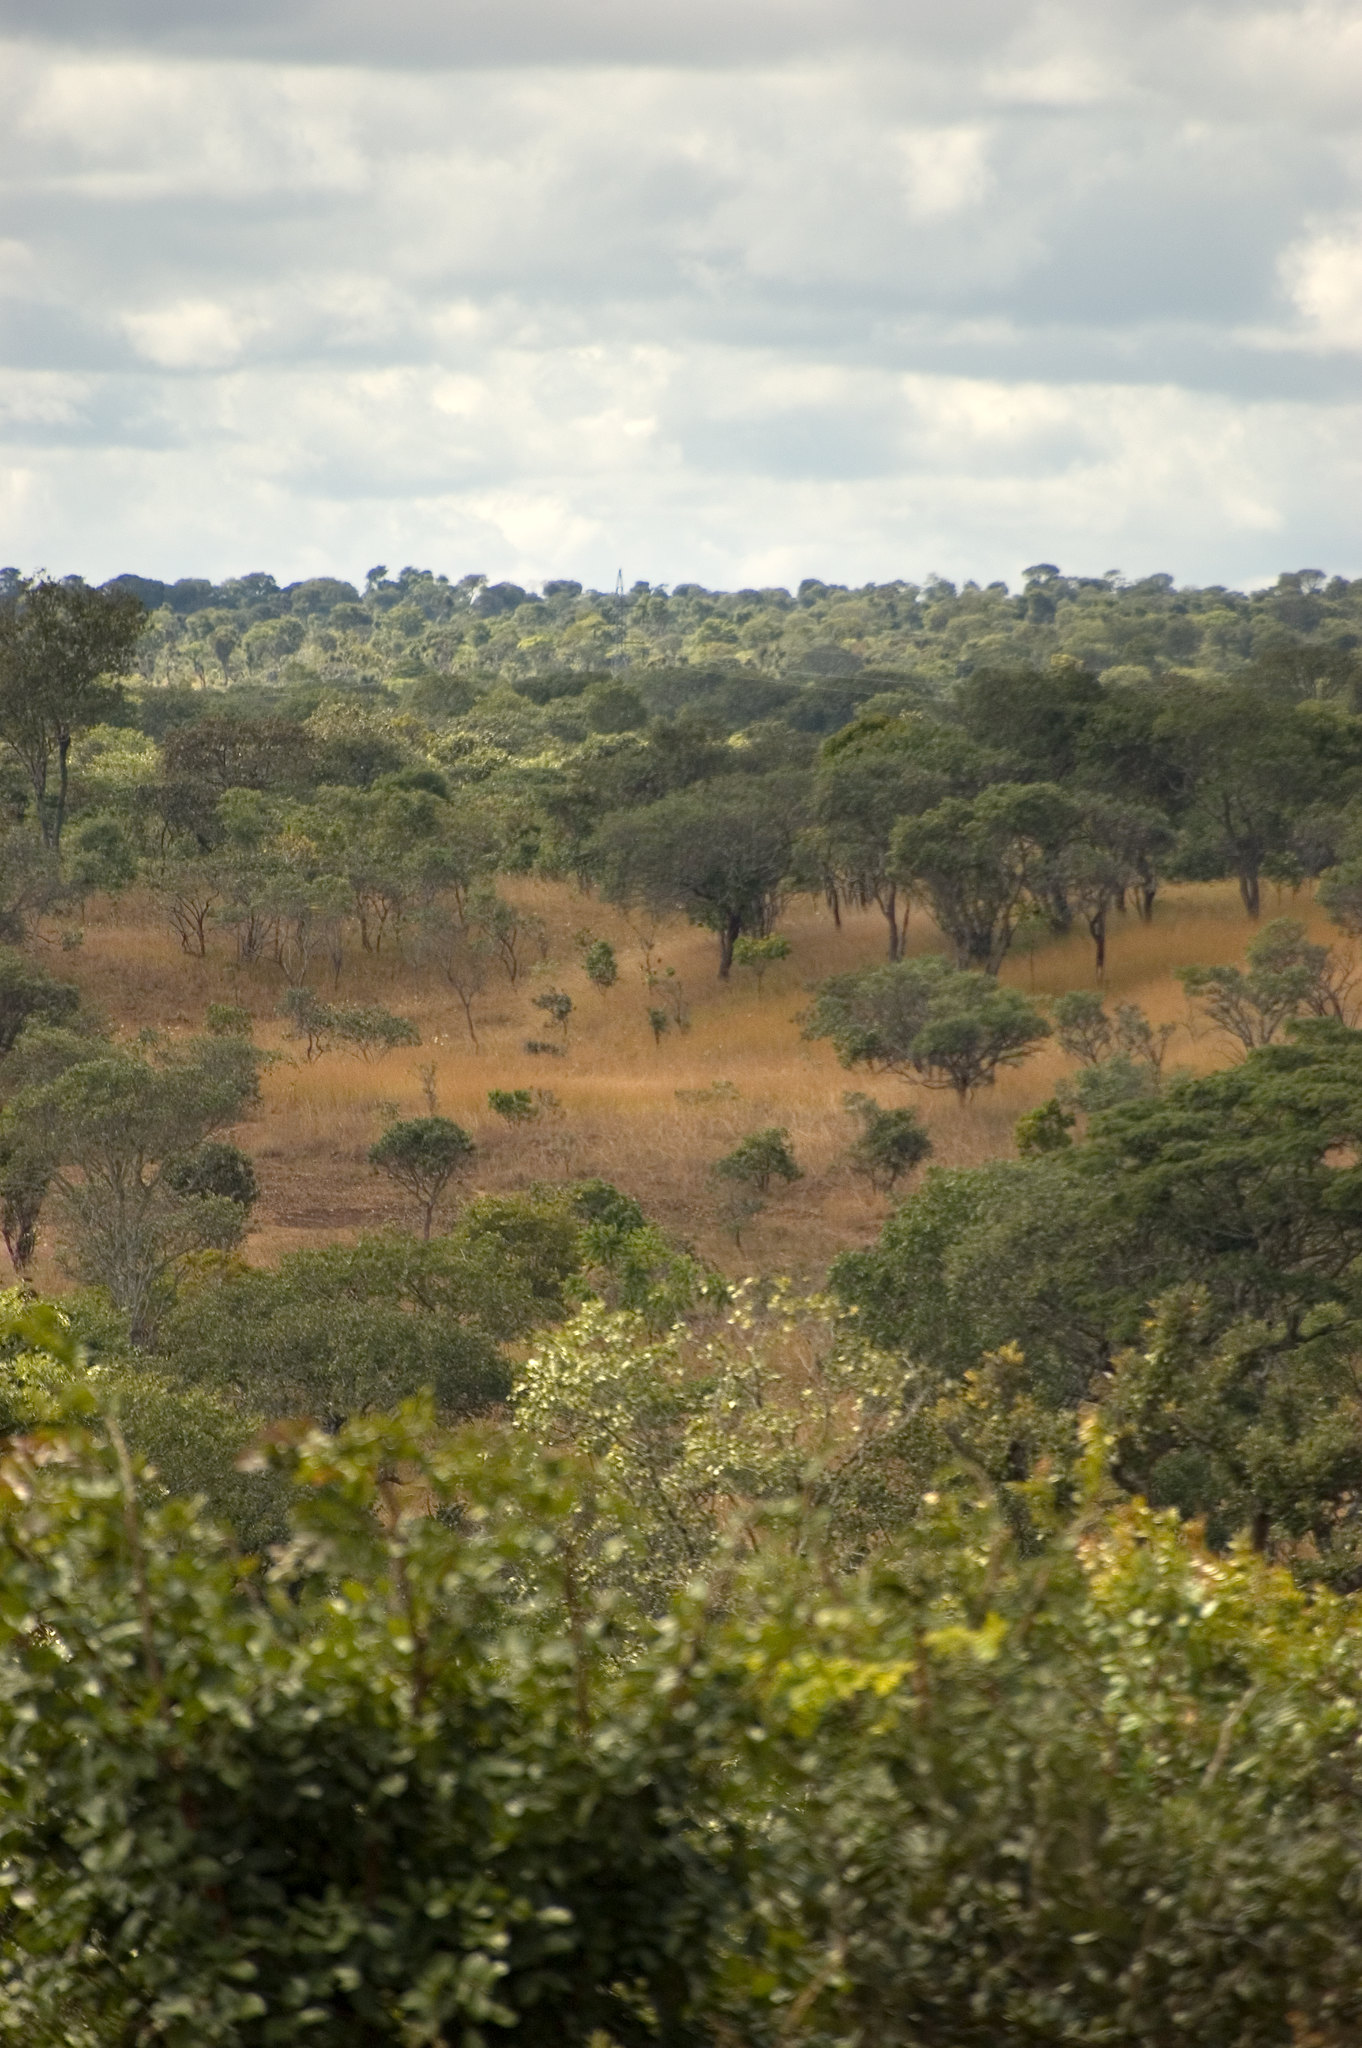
[[34, 873, 1337, 1291]]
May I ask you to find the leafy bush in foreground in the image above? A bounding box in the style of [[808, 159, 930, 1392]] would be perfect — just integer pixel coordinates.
[[6, 1360, 1362, 2044]]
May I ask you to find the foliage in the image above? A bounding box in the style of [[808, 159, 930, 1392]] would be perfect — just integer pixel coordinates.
[[843, 1090, 933, 1190], [368, 1116, 476, 1238], [712, 1126, 802, 1195], [891, 781, 1078, 972], [736, 1464, 1362, 2047], [805, 954, 1050, 1100], [531, 987, 573, 1038], [1178, 916, 1358, 1049], [1052, 988, 1175, 1073], [579, 936, 618, 993], [834, 1020, 1362, 1571], [163, 1138, 259, 1212], [0, 1294, 288, 1550], [4, 1034, 260, 1340], [0, 947, 80, 1054], [204, 1001, 254, 1037], [156, 1231, 528, 1426], [513, 1289, 912, 1606], [731, 933, 790, 995], [279, 988, 420, 1061], [488, 1086, 538, 1123], [1014, 1096, 1075, 1154], [0, 1390, 746, 2047], [0, 576, 145, 845], [591, 773, 805, 977]]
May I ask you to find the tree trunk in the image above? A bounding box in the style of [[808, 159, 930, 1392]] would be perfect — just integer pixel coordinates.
[[1089, 906, 1106, 976], [880, 884, 903, 961], [1239, 865, 1261, 918], [1140, 882, 1157, 922], [718, 911, 742, 979], [53, 728, 71, 848]]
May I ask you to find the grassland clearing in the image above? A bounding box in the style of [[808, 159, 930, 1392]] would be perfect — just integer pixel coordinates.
[[31, 874, 1334, 1291]]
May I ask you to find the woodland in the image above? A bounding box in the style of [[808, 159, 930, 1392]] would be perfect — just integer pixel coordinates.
[[3, 558, 1362, 2042]]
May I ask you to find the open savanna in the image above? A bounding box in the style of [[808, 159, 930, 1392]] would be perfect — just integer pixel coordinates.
[[35, 874, 1331, 1291]]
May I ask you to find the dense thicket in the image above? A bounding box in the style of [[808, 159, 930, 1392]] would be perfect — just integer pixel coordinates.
[[7, 1306, 1362, 2047]]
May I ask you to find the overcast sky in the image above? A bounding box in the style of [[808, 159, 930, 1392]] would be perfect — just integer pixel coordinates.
[[2, 0, 1360, 592]]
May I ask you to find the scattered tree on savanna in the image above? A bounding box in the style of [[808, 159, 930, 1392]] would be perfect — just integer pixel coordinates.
[[1177, 917, 1359, 1050], [843, 1091, 933, 1192], [891, 781, 1080, 973], [368, 1115, 476, 1238], [1159, 687, 1362, 916], [591, 772, 805, 976], [805, 955, 1051, 1101], [709, 1128, 801, 1247], [1052, 988, 1177, 1075], [713, 1126, 802, 1197], [277, 988, 420, 1061], [809, 713, 989, 956]]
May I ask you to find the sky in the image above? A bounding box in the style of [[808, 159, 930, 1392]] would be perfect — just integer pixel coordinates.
[[1, 0, 1361, 594]]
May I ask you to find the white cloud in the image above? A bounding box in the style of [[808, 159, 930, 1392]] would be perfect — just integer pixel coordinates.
[[121, 299, 265, 370], [0, 5, 1360, 586], [1281, 218, 1362, 349]]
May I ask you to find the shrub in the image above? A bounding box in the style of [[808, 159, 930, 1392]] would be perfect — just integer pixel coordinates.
[[488, 1087, 538, 1123], [713, 1127, 802, 1196], [844, 1091, 933, 1191], [163, 1139, 259, 1212]]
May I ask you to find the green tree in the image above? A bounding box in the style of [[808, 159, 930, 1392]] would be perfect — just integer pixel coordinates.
[[1053, 989, 1176, 1075], [369, 1116, 475, 1239], [843, 1091, 933, 1191], [162, 1138, 259, 1213], [0, 577, 145, 845], [1014, 1096, 1075, 1154], [810, 716, 988, 957], [953, 657, 1103, 779], [8, 1035, 260, 1341], [713, 1126, 802, 1196], [592, 773, 805, 977], [1158, 688, 1336, 916], [891, 782, 1079, 973], [1177, 917, 1355, 1050], [805, 955, 1050, 1101]]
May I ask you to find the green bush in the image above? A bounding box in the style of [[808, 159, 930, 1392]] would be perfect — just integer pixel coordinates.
[[713, 1126, 802, 1195]]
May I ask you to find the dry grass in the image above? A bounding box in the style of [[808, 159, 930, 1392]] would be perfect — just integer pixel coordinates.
[[36, 874, 1336, 1291]]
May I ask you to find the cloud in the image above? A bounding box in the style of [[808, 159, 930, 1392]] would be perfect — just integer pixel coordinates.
[[0, 3, 1359, 587], [1282, 218, 1362, 349]]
